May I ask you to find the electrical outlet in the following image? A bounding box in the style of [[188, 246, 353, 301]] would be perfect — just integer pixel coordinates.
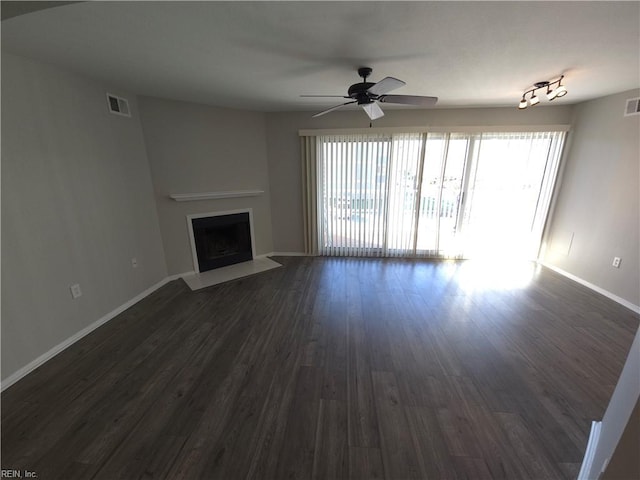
[[70, 283, 82, 299], [131, 257, 138, 268], [612, 257, 621, 268]]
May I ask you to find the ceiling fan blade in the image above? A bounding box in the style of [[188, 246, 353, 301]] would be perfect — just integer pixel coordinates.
[[367, 76, 406, 96], [312, 101, 357, 118], [378, 95, 438, 107], [362, 102, 385, 120], [301, 95, 350, 98]]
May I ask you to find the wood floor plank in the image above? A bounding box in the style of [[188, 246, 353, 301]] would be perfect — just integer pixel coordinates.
[[456, 403, 530, 479], [494, 412, 565, 479], [405, 405, 459, 479], [274, 365, 324, 480], [558, 462, 583, 480], [371, 370, 422, 479], [451, 456, 494, 480], [2, 257, 637, 480], [436, 406, 483, 458], [312, 399, 349, 480], [348, 447, 384, 480], [346, 311, 380, 449]]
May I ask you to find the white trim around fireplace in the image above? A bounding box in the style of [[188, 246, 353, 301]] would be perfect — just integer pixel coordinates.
[[186, 208, 257, 274]]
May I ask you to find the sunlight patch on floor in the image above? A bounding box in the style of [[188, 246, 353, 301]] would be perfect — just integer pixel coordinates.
[[456, 259, 539, 291]]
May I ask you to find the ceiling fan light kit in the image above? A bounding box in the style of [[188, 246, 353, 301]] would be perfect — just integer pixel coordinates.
[[302, 67, 438, 120], [518, 75, 568, 109]]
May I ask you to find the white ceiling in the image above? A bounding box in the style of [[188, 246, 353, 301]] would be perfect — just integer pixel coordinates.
[[2, 1, 639, 111]]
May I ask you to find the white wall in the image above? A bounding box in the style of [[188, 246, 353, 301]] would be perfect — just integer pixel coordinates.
[[265, 105, 574, 253], [542, 90, 640, 308], [1, 53, 168, 381], [138, 96, 273, 275]]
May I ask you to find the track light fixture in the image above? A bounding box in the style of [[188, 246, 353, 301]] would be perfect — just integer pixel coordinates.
[[518, 75, 567, 109]]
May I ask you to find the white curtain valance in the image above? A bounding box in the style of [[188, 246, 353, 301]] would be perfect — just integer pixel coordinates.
[[299, 124, 570, 137]]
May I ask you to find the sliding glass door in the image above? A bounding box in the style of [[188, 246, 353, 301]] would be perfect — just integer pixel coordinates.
[[316, 129, 565, 260], [459, 132, 565, 259], [415, 133, 470, 257]]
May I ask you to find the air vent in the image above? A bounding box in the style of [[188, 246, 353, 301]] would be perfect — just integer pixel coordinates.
[[106, 93, 131, 117], [624, 97, 640, 116]]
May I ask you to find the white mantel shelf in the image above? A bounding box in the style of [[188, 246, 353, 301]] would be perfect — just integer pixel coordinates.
[[169, 190, 264, 202]]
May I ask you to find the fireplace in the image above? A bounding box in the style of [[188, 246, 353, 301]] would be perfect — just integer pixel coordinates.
[[189, 211, 254, 273]]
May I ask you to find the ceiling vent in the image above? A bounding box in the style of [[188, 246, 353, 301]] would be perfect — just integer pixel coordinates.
[[106, 93, 131, 117], [624, 97, 640, 116]]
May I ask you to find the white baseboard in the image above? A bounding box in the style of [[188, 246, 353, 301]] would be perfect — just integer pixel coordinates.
[[170, 271, 195, 280], [578, 420, 602, 480], [1, 262, 282, 391], [1, 275, 178, 391], [539, 262, 640, 314], [267, 251, 309, 257]]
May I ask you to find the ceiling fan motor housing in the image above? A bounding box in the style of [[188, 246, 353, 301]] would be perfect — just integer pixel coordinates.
[[349, 67, 377, 104], [348, 82, 376, 104]]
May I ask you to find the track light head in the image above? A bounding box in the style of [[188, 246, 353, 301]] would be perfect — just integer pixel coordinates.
[[555, 85, 568, 98], [518, 97, 528, 109], [529, 94, 540, 106]]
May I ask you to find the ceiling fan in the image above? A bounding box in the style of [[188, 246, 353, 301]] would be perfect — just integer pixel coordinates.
[[301, 67, 438, 120]]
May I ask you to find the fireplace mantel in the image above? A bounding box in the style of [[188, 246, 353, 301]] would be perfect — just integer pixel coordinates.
[[169, 190, 264, 202]]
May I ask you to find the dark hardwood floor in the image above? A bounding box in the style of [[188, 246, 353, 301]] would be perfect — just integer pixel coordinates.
[[2, 256, 638, 479]]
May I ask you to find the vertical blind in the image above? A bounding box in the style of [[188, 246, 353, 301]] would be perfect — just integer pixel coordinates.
[[302, 129, 566, 260]]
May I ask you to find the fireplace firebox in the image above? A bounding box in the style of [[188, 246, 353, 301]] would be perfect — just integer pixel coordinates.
[[190, 212, 253, 272]]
